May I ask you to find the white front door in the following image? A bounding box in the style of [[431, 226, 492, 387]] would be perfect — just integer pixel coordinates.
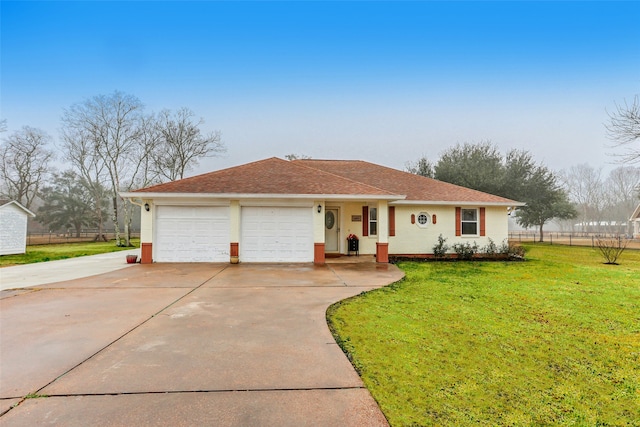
[[324, 208, 339, 252]]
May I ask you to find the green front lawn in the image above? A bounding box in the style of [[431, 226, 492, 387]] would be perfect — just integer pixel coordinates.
[[0, 240, 139, 266], [327, 244, 640, 426]]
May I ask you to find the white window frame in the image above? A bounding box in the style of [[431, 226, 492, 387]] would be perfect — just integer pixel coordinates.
[[416, 212, 430, 228], [461, 208, 479, 236], [368, 206, 378, 236]]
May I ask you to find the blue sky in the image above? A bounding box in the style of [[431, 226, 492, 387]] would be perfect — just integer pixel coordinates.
[[1, 1, 639, 175]]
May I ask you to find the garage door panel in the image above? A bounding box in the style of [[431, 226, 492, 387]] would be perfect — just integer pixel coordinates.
[[240, 207, 313, 262], [155, 206, 230, 263]]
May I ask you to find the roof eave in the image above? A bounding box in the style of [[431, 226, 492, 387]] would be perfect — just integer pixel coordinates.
[[0, 200, 36, 217], [120, 192, 406, 201], [391, 200, 526, 207]]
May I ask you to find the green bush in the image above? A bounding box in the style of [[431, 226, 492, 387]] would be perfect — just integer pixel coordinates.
[[497, 239, 526, 259], [452, 241, 478, 260], [481, 238, 498, 255], [432, 234, 449, 258]]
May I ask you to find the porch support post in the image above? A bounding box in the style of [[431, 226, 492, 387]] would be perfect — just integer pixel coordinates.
[[313, 200, 325, 264], [141, 243, 153, 264], [140, 199, 153, 264], [314, 243, 325, 264], [376, 200, 389, 263], [230, 200, 240, 263]]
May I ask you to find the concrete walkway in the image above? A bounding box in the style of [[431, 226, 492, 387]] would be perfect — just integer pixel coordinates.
[[0, 249, 139, 290], [0, 260, 404, 426]]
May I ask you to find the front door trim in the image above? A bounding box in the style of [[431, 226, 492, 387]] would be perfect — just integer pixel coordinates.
[[324, 207, 340, 253]]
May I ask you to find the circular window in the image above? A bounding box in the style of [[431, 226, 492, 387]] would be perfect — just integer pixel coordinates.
[[417, 212, 429, 228], [325, 211, 335, 229]]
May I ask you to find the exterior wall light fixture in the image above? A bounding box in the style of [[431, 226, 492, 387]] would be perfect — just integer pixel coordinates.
[[317, 204, 322, 213], [144, 203, 150, 212]]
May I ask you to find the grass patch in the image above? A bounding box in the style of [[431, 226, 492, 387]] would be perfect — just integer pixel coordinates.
[[0, 239, 139, 267], [327, 244, 640, 426], [24, 393, 48, 399]]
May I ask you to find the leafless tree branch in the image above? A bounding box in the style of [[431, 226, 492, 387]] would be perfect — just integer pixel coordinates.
[[61, 91, 144, 246], [152, 108, 225, 181], [0, 126, 54, 209], [606, 95, 640, 164]]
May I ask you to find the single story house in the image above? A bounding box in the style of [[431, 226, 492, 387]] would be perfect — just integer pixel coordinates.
[[121, 157, 523, 264], [631, 203, 640, 239], [0, 200, 36, 256]]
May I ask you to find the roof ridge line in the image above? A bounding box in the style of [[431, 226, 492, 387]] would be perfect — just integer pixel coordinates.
[[292, 159, 401, 197], [136, 157, 287, 192], [295, 159, 521, 205]]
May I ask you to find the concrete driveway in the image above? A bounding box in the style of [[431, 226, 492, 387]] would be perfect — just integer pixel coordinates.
[[0, 260, 403, 426], [0, 249, 140, 291]]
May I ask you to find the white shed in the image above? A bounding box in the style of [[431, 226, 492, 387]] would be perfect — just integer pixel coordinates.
[[0, 200, 36, 255], [631, 203, 640, 239]]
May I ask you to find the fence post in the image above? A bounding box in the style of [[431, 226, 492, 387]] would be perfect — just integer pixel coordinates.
[[592, 236, 594, 248], [550, 233, 553, 245], [569, 235, 572, 246]]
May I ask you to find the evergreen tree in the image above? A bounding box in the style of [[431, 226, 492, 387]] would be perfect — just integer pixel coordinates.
[[37, 171, 109, 237]]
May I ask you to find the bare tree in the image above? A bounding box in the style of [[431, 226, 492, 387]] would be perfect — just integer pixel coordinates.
[[604, 166, 640, 235], [0, 119, 7, 133], [131, 113, 163, 188], [405, 155, 435, 178], [606, 95, 640, 164], [560, 164, 639, 235], [595, 236, 629, 265], [285, 153, 311, 161], [152, 108, 224, 181], [61, 91, 144, 246], [0, 126, 54, 209], [560, 164, 605, 232], [60, 124, 111, 240], [61, 94, 225, 246]]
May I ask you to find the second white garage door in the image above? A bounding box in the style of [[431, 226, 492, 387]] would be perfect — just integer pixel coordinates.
[[155, 206, 230, 262], [240, 206, 314, 262]]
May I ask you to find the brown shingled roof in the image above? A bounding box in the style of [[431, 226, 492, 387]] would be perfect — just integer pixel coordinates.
[[134, 157, 398, 196], [132, 157, 521, 205], [294, 159, 520, 204]]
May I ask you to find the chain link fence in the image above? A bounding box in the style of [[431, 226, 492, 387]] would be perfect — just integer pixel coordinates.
[[509, 231, 640, 250], [27, 230, 140, 245]]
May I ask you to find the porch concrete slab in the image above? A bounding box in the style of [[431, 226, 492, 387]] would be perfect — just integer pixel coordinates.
[[0, 389, 388, 427], [329, 262, 405, 288], [0, 287, 188, 398], [41, 286, 372, 395], [206, 263, 345, 288], [36, 263, 228, 289]]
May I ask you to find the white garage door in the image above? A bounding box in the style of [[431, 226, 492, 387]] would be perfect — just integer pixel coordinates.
[[155, 206, 230, 262], [240, 206, 314, 262]]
